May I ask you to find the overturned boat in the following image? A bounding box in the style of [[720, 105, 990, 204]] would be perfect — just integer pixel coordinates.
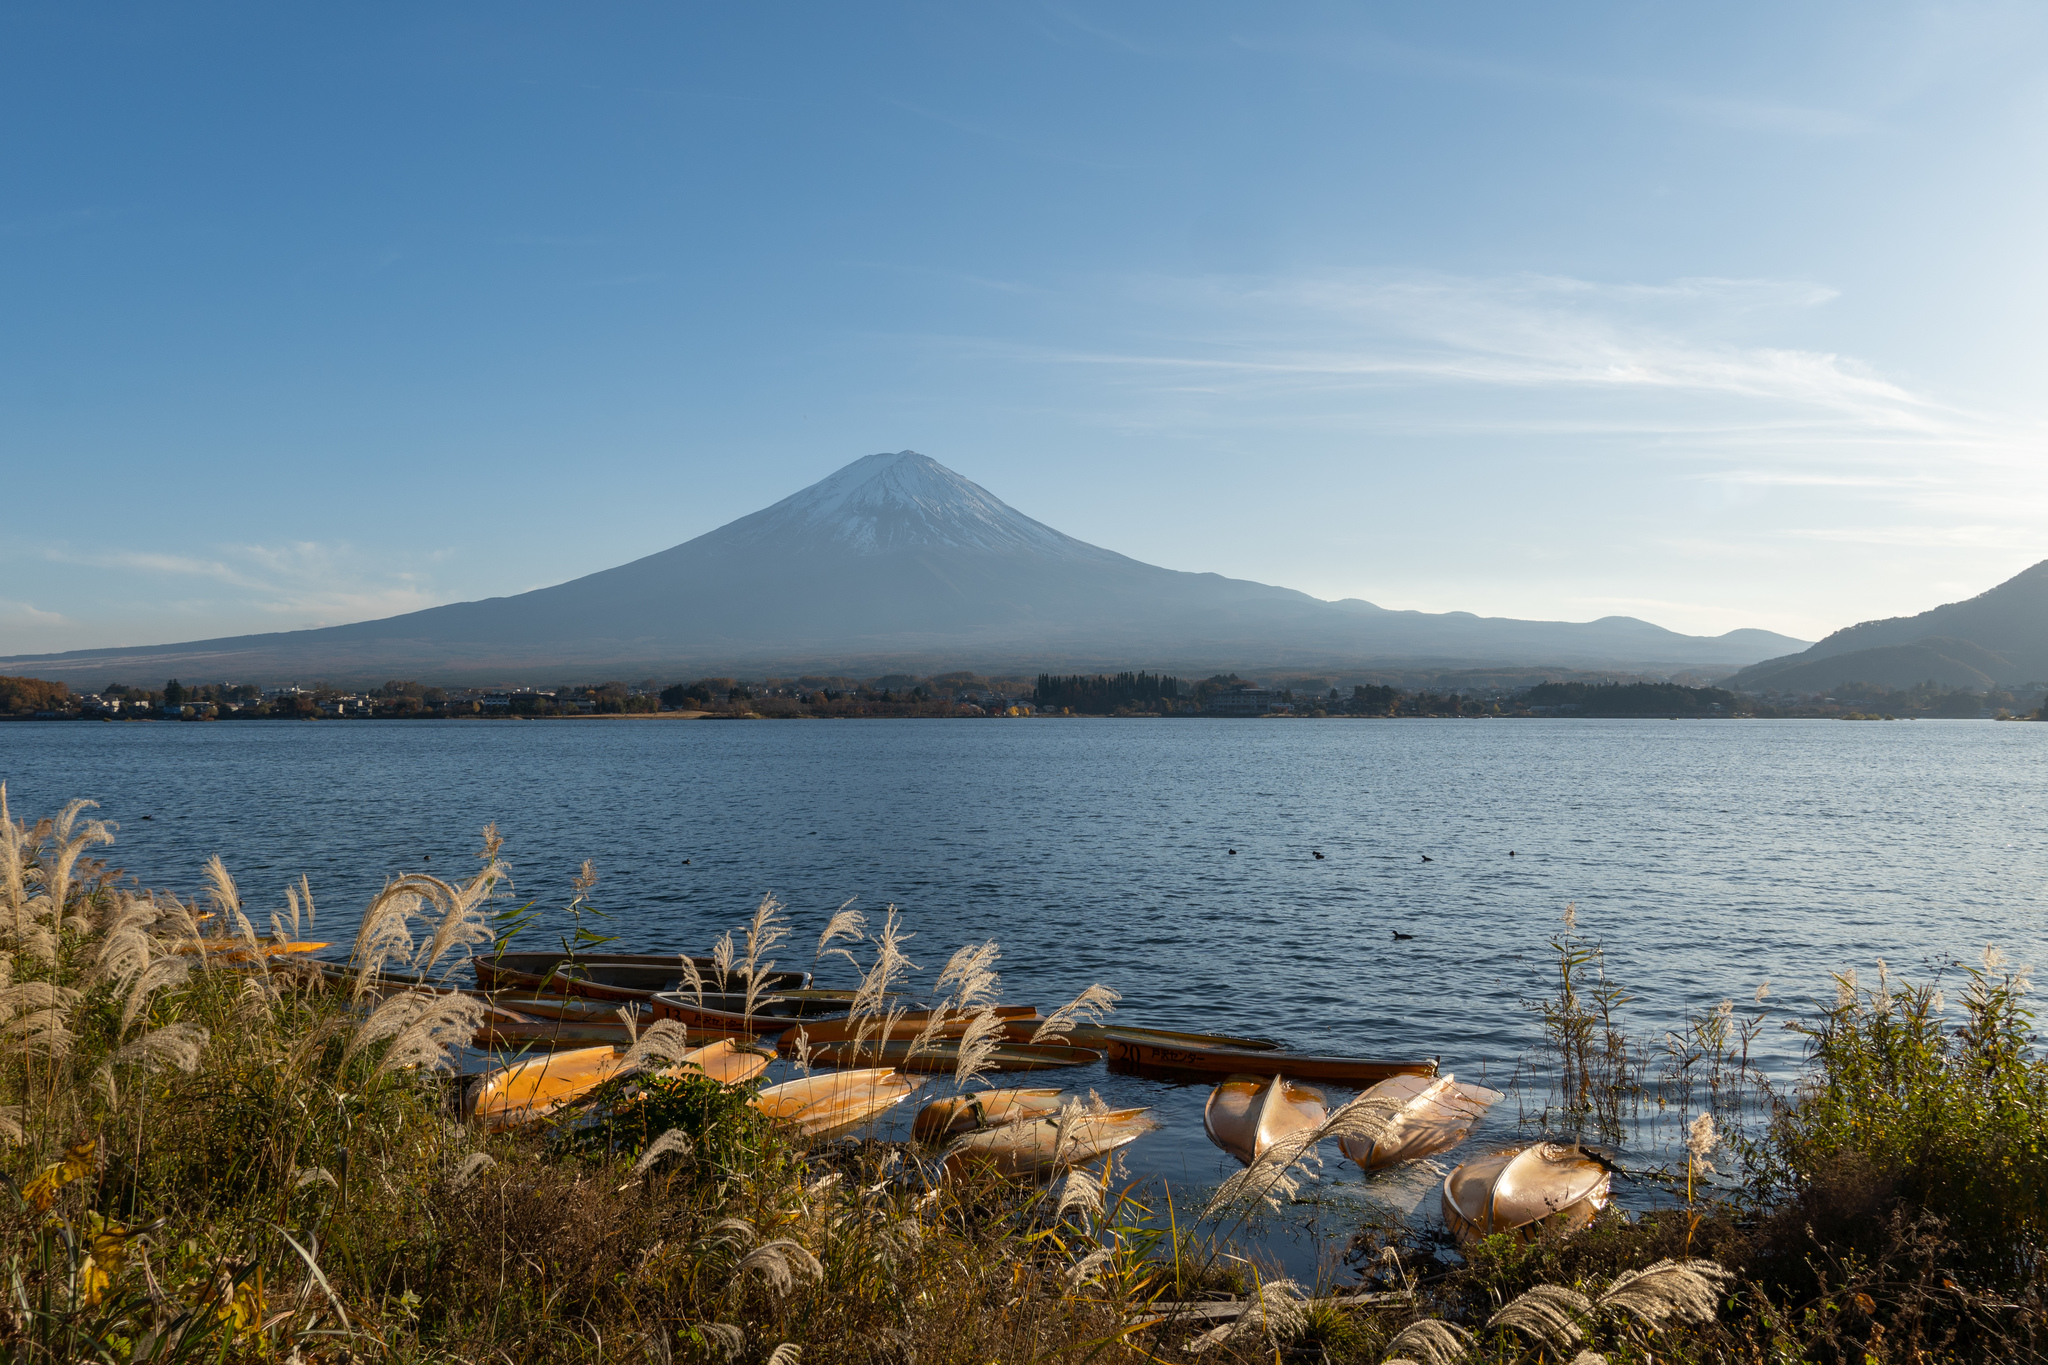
[[912, 1087, 1068, 1142], [944, 1105, 1158, 1180], [467, 1038, 770, 1131], [1203, 1074, 1329, 1165], [1441, 1143, 1612, 1241], [751, 1068, 924, 1141], [1337, 1073, 1503, 1171]]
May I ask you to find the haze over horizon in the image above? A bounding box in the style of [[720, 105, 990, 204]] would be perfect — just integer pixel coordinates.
[[5, 3, 2047, 656]]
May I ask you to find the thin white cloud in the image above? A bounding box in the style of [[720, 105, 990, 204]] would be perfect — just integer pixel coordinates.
[[1046, 271, 1955, 432], [40, 541, 454, 630], [1238, 29, 1875, 139], [0, 600, 67, 626], [993, 270, 2041, 480]]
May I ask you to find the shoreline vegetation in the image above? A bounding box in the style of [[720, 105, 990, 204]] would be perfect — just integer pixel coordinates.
[[6, 672, 2045, 724], [6, 790, 2048, 1362]]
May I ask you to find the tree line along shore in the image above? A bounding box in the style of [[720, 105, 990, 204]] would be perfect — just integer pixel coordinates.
[[3, 670, 2043, 723]]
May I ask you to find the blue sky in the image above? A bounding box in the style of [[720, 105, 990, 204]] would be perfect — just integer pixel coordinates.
[[5, 2, 2046, 653]]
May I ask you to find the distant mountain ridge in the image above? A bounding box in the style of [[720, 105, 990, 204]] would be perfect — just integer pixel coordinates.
[[1, 451, 1810, 685], [1730, 560, 2048, 693]]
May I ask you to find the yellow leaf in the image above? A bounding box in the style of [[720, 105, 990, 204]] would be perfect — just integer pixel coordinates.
[[216, 1270, 267, 1340], [25, 1139, 98, 1210], [80, 1254, 110, 1308]]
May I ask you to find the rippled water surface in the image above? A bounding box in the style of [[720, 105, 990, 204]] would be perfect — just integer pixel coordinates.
[[5, 717, 2043, 1263]]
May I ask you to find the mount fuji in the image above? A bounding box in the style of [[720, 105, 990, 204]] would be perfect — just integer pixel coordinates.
[[2, 451, 1807, 683]]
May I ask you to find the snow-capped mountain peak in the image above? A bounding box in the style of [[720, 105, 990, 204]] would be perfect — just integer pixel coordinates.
[[721, 450, 1121, 559]]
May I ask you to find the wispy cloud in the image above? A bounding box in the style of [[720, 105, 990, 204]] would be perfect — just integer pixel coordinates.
[[993, 269, 2040, 473], [1034, 271, 1943, 429], [0, 600, 67, 626], [1239, 28, 1873, 138], [40, 540, 454, 630]]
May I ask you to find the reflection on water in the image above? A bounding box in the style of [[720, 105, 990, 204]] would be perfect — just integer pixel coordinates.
[[4, 716, 2042, 1272]]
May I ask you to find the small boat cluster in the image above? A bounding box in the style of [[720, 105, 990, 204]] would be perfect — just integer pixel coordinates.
[[306, 947, 1611, 1240]]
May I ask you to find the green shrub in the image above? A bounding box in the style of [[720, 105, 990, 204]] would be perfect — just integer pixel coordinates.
[[1752, 953, 2048, 1281]]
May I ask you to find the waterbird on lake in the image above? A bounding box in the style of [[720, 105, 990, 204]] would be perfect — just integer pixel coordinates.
[[1420, 854, 1433, 862], [140, 815, 152, 820], [1392, 930, 1415, 941], [1227, 849, 1236, 855], [1312, 851, 1325, 860]]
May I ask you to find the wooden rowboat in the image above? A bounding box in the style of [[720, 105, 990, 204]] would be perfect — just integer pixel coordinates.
[[300, 961, 650, 1019], [487, 994, 648, 1024], [1066, 1024, 1282, 1052], [1441, 1143, 1612, 1242], [1337, 1073, 1503, 1171], [774, 1005, 1041, 1047], [1105, 1037, 1436, 1085], [468, 1038, 770, 1131], [474, 1019, 638, 1048], [174, 939, 329, 961], [752, 1068, 923, 1140], [912, 1087, 1066, 1142], [1203, 1074, 1329, 1165], [680, 988, 886, 1018], [804, 1039, 1100, 1073], [944, 1106, 1158, 1180], [472, 1018, 752, 1050], [475, 952, 810, 1004], [649, 991, 836, 1030]]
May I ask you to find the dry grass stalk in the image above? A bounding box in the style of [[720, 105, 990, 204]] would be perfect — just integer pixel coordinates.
[[1381, 1318, 1475, 1365], [934, 942, 1001, 1010], [1597, 1258, 1731, 1327], [1489, 1283, 1592, 1351], [676, 953, 707, 1003], [712, 929, 737, 990], [949, 1008, 1004, 1090], [93, 898, 158, 990], [1030, 983, 1119, 1045], [351, 885, 420, 992], [630, 1129, 695, 1178], [766, 1344, 801, 1365], [450, 1152, 496, 1189], [341, 992, 487, 1076], [700, 1324, 746, 1361], [816, 900, 865, 970], [105, 1022, 208, 1076], [739, 893, 792, 1019], [789, 1026, 813, 1076], [734, 1240, 824, 1295], [1054, 1168, 1102, 1222], [850, 907, 915, 1020], [1188, 1278, 1309, 1353], [905, 937, 1005, 1068], [619, 1019, 695, 1075], [1063, 1247, 1111, 1288]]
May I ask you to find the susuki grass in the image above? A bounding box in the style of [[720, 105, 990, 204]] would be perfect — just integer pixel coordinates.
[[6, 787, 2048, 1363]]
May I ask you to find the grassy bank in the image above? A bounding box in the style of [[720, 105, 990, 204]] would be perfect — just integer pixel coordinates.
[[4, 789, 2045, 1362]]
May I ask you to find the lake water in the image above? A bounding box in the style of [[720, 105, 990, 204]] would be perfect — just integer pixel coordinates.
[[4, 717, 2043, 1271]]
